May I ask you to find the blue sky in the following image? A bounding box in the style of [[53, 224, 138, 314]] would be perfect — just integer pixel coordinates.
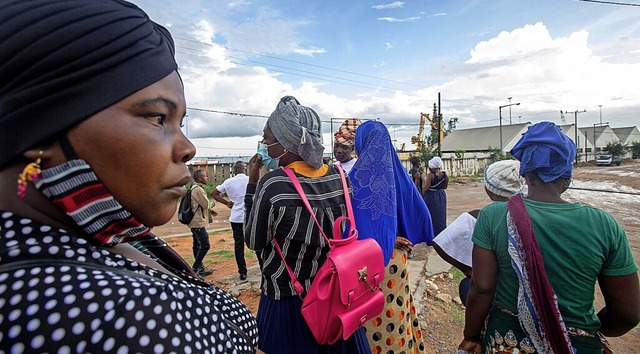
[[131, 0, 640, 157]]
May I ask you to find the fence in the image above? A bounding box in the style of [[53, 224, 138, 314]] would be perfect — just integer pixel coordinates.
[[191, 155, 494, 183], [401, 156, 494, 177]]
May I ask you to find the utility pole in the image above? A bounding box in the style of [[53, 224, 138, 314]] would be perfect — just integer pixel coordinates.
[[599, 105, 603, 125], [567, 109, 587, 164], [437, 92, 442, 157], [508, 97, 513, 124], [593, 121, 609, 161], [185, 114, 189, 138], [499, 101, 520, 151]]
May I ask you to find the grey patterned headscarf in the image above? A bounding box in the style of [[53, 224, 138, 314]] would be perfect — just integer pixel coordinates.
[[267, 96, 324, 168]]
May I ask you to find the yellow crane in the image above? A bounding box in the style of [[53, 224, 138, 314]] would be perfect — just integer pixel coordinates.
[[411, 113, 428, 150], [411, 105, 445, 151]]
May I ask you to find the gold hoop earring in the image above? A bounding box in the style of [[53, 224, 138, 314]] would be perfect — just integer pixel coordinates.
[[17, 150, 43, 198]]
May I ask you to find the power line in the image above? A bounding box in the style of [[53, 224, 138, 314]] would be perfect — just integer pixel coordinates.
[[187, 107, 268, 118], [577, 0, 640, 6], [230, 61, 399, 94], [174, 36, 424, 89], [176, 41, 638, 126], [233, 57, 405, 93], [176, 48, 402, 94]]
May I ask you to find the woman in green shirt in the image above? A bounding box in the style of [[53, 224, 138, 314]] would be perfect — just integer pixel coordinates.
[[458, 122, 639, 354]]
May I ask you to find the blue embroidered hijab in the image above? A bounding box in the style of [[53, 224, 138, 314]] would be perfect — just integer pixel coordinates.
[[510, 122, 576, 183], [350, 121, 434, 265]]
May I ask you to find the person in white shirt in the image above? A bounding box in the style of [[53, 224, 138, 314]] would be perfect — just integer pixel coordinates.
[[433, 159, 525, 305], [212, 161, 250, 280], [332, 118, 361, 174]]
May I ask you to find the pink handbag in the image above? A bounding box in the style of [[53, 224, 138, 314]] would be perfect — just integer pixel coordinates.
[[273, 166, 385, 345]]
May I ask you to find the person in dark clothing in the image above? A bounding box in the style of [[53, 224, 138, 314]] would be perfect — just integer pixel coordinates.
[[408, 156, 424, 195], [188, 169, 214, 278], [422, 156, 448, 236], [0, 1, 259, 352]]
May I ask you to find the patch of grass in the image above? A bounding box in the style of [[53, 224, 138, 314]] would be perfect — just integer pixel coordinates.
[[451, 267, 466, 282], [211, 249, 236, 259], [449, 302, 465, 324], [244, 249, 257, 260]]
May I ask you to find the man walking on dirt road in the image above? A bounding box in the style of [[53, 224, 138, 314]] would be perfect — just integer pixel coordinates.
[[188, 169, 215, 279], [212, 161, 250, 281]]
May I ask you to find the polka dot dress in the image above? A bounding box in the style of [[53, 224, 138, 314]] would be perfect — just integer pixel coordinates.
[[363, 249, 425, 354], [0, 211, 258, 353]]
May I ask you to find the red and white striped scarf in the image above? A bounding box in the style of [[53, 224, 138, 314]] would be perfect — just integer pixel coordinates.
[[34, 159, 150, 246]]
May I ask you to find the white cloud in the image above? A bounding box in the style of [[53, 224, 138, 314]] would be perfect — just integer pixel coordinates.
[[183, 23, 640, 155], [293, 46, 327, 56], [454, 22, 640, 117], [227, 1, 252, 10], [377, 16, 421, 23], [161, 9, 640, 156], [372, 2, 405, 10]]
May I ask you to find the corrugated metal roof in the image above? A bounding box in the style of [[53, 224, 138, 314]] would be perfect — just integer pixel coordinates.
[[611, 127, 639, 144], [441, 123, 530, 152]]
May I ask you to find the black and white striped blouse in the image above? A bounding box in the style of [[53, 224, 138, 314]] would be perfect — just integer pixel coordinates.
[[244, 166, 351, 299]]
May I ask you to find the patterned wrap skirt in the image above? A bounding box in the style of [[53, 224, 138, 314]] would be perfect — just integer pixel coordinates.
[[363, 249, 426, 354], [483, 306, 605, 354]]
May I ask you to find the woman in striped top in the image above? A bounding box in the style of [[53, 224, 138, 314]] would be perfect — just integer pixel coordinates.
[[244, 96, 372, 354]]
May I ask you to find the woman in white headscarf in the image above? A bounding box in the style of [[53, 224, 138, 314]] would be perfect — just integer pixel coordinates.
[[433, 159, 525, 305], [422, 156, 449, 235]]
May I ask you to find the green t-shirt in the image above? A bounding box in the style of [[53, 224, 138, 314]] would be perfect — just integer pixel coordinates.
[[473, 198, 638, 332]]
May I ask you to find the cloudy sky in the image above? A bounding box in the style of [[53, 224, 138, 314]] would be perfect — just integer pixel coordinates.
[[131, 0, 640, 157]]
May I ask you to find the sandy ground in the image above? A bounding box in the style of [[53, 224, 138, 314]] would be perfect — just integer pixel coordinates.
[[153, 160, 640, 353]]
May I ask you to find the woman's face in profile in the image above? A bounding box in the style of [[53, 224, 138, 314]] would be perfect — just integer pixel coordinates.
[[67, 71, 195, 226]]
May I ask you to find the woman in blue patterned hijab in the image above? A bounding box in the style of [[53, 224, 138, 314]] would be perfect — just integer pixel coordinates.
[[350, 120, 434, 353], [350, 120, 434, 264]]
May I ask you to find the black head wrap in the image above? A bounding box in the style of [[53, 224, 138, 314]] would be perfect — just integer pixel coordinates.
[[0, 0, 178, 168]]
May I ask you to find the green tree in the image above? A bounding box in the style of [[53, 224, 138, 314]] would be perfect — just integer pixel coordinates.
[[631, 141, 640, 159], [410, 131, 437, 165], [605, 141, 626, 157], [487, 146, 514, 162]]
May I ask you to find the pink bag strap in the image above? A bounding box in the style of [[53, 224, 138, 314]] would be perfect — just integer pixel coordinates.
[[272, 166, 354, 295]]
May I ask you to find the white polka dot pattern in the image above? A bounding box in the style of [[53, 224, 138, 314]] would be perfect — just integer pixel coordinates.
[[0, 212, 258, 353]]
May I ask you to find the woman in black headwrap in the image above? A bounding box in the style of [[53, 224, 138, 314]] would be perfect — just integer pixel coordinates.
[[0, 1, 258, 353]]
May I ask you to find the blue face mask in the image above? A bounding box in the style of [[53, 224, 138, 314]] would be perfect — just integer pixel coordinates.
[[257, 142, 284, 170]]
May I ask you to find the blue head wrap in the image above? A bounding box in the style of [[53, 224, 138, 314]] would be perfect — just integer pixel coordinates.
[[350, 121, 434, 265], [510, 122, 576, 182]]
